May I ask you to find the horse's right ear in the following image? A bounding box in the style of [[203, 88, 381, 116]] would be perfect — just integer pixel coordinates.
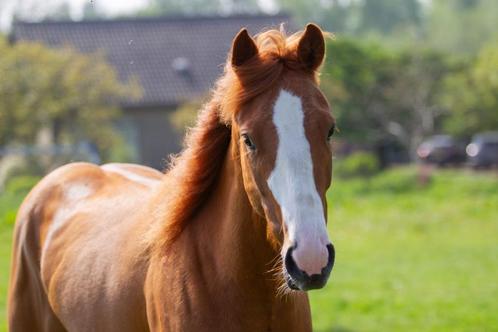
[[231, 28, 258, 67]]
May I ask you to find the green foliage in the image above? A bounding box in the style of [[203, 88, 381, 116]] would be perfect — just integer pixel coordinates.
[[322, 39, 392, 143], [279, 0, 423, 44], [357, 0, 422, 36], [441, 43, 498, 137], [427, 0, 498, 55], [334, 152, 380, 178], [323, 39, 451, 157], [278, 0, 326, 26], [0, 37, 142, 161], [169, 100, 203, 133], [279, 0, 497, 55]]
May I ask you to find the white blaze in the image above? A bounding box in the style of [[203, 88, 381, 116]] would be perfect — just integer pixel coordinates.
[[267, 90, 330, 275]]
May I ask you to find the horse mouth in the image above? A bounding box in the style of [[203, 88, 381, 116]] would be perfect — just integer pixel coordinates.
[[284, 270, 330, 291]]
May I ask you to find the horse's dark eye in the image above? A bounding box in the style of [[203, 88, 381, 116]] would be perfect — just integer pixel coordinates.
[[242, 134, 256, 151], [327, 125, 336, 140]]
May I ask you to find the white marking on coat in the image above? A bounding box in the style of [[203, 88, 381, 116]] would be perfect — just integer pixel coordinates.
[[102, 164, 160, 188], [41, 183, 93, 266], [267, 90, 330, 275]]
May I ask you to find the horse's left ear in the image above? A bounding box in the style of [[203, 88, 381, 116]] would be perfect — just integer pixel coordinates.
[[297, 23, 325, 71]]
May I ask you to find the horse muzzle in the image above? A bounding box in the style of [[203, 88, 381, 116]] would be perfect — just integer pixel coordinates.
[[284, 243, 335, 291]]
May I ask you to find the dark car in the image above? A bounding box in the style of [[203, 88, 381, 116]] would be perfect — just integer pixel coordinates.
[[417, 135, 467, 166], [466, 132, 498, 168]]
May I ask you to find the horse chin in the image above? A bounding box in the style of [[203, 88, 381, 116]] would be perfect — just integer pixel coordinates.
[[284, 272, 301, 291]]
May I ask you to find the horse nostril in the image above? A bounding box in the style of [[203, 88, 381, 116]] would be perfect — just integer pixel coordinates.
[[326, 243, 335, 271], [284, 245, 300, 276]]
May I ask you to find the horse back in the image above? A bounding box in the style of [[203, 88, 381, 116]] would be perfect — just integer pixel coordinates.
[[8, 162, 162, 332]]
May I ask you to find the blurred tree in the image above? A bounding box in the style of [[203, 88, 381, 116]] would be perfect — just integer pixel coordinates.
[[427, 0, 498, 55], [383, 51, 452, 157], [321, 39, 396, 144], [357, 0, 422, 36], [170, 99, 203, 133], [441, 43, 498, 136], [278, 0, 496, 55], [321, 0, 359, 34], [322, 38, 451, 159], [278, 0, 324, 26], [277, 0, 358, 34], [278, 0, 423, 41], [0, 38, 142, 160]]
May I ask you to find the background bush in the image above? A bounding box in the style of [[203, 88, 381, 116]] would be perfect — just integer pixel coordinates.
[[334, 152, 380, 179]]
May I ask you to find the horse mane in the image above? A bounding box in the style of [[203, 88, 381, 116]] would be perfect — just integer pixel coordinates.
[[153, 26, 324, 249]]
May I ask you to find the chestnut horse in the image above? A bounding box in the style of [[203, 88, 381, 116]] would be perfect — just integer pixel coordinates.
[[8, 24, 336, 331]]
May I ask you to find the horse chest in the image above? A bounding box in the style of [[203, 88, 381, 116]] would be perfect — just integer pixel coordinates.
[[145, 265, 311, 332]]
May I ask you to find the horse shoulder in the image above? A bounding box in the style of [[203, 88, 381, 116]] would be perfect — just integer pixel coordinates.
[[13, 162, 105, 250]]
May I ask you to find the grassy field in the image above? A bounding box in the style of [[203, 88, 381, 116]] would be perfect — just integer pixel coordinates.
[[1, 168, 497, 331], [311, 167, 498, 332]]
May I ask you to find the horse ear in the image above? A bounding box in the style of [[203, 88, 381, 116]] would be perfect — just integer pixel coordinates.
[[231, 28, 258, 67], [297, 23, 325, 71]]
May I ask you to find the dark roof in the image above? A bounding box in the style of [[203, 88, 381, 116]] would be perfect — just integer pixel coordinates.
[[11, 14, 292, 108]]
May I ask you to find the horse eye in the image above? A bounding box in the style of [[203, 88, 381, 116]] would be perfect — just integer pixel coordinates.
[[241, 134, 256, 151], [327, 125, 336, 140]]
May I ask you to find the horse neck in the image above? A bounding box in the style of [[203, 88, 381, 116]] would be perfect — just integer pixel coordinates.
[[187, 138, 278, 286]]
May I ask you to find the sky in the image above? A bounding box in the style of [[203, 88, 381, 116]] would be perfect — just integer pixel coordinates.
[[0, 0, 149, 30], [71, 0, 149, 16]]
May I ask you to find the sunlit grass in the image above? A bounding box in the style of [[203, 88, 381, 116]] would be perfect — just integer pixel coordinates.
[[310, 168, 498, 332]]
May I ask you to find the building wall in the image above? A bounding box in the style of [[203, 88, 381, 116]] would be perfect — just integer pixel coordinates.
[[123, 107, 183, 170]]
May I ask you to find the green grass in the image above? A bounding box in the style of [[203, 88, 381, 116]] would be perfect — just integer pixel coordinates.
[[310, 167, 498, 332], [0, 179, 30, 332], [1, 168, 497, 331]]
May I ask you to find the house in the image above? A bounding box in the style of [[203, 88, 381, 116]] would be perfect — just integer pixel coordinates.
[[11, 14, 291, 169]]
